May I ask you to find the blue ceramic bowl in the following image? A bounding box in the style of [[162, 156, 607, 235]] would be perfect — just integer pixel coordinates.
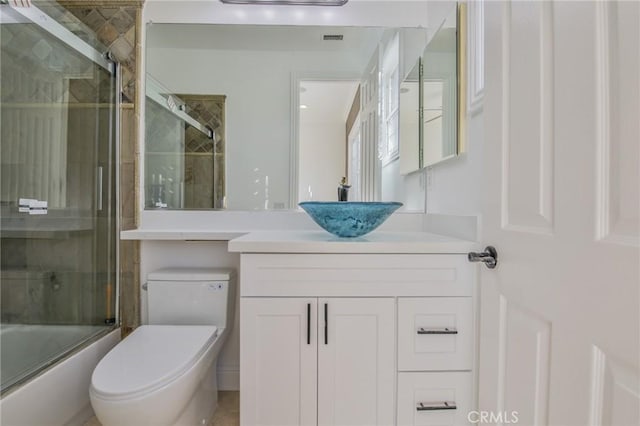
[[299, 201, 403, 238]]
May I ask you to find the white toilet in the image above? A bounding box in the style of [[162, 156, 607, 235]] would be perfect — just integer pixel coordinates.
[[90, 268, 236, 426]]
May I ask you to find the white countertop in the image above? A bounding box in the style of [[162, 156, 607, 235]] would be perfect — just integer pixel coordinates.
[[227, 231, 477, 254], [119, 212, 425, 241], [121, 229, 246, 240]]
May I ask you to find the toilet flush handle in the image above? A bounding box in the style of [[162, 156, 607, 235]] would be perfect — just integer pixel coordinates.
[[142, 282, 148, 291]]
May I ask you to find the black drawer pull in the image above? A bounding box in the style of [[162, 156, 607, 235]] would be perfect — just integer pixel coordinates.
[[416, 401, 457, 411], [417, 327, 458, 335]]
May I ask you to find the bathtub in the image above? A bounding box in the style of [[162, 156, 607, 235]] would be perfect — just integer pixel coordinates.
[[0, 325, 120, 426]]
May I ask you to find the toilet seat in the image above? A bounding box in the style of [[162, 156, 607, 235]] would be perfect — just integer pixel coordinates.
[[91, 325, 218, 401]]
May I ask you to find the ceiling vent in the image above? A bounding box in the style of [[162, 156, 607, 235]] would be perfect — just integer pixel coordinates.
[[323, 35, 344, 41]]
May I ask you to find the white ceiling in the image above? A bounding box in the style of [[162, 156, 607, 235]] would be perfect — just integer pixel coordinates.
[[300, 80, 359, 124]]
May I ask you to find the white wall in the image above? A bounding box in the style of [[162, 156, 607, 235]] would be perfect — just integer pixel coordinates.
[[381, 160, 426, 212], [425, 114, 483, 216]]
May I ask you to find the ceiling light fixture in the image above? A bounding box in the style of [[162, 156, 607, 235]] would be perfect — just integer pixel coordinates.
[[220, 0, 348, 6]]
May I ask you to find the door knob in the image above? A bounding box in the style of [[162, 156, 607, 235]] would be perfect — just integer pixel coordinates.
[[468, 246, 498, 269]]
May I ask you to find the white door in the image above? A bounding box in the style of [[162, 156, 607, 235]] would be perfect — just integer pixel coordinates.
[[240, 298, 317, 426], [479, 1, 639, 425], [318, 298, 395, 426]]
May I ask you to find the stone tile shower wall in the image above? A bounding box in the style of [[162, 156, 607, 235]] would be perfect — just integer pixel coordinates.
[[60, 0, 143, 336], [180, 95, 226, 209]]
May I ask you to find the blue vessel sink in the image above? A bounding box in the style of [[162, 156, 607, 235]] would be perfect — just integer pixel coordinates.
[[299, 201, 403, 238]]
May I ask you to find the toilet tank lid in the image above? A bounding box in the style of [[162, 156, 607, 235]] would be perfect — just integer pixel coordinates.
[[148, 268, 235, 281]]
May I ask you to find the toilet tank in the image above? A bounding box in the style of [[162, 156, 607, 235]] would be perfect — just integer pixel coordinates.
[[146, 268, 236, 328]]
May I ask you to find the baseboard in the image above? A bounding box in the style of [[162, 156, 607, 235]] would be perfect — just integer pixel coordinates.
[[217, 367, 239, 391]]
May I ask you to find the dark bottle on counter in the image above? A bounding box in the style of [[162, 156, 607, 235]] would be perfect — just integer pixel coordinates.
[[338, 177, 351, 201]]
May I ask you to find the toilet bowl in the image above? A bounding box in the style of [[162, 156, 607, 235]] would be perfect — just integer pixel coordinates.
[[90, 268, 235, 426]]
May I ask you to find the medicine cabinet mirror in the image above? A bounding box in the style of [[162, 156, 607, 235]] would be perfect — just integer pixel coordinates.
[[399, 57, 422, 175], [422, 4, 464, 167]]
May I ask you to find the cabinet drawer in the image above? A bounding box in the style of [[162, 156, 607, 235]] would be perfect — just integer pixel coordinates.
[[397, 372, 472, 426], [241, 254, 473, 297], [398, 298, 473, 371]]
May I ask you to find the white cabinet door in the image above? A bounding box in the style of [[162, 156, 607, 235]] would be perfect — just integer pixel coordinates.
[[240, 298, 317, 426], [481, 1, 639, 425], [317, 298, 395, 426]]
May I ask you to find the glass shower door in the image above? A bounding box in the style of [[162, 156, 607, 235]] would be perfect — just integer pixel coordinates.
[[0, 3, 117, 393]]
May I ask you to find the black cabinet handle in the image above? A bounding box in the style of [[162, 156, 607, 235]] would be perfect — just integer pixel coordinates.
[[324, 303, 328, 345], [417, 327, 458, 335], [416, 401, 457, 411], [306, 303, 311, 345]]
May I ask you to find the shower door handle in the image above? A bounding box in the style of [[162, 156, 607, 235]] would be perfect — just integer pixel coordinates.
[[96, 166, 103, 211]]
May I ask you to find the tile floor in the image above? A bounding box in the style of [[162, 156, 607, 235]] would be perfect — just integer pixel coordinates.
[[209, 391, 240, 426], [84, 391, 240, 426]]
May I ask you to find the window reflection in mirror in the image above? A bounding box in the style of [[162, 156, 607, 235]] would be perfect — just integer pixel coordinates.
[[145, 24, 432, 211]]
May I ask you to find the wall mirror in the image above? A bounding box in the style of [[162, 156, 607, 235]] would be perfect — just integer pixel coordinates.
[[144, 21, 454, 211]]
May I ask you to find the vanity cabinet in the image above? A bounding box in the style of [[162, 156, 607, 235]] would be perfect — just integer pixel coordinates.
[[241, 297, 395, 426], [230, 232, 478, 426]]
